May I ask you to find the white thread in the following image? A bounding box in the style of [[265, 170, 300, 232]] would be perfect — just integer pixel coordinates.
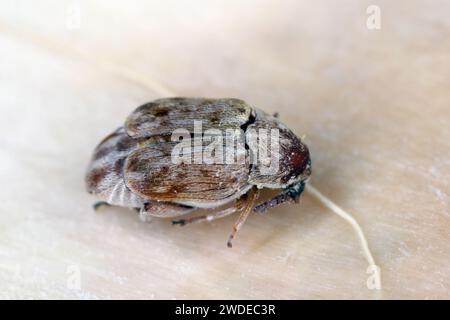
[[305, 184, 381, 289], [0, 23, 175, 96]]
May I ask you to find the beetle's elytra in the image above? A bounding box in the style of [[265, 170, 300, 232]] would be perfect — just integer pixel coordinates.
[[86, 97, 311, 247]]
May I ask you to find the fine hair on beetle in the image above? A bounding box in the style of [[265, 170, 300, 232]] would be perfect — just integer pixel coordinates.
[[171, 120, 280, 175]]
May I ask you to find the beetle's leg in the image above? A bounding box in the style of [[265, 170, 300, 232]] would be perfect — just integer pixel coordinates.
[[253, 181, 305, 214], [139, 201, 194, 222], [227, 187, 260, 248], [93, 201, 110, 211], [171, 188, 257, 226], [172, 204, 241, 226]]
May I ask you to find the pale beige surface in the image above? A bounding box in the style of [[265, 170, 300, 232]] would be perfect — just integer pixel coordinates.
[[0, 0, 449, 299]]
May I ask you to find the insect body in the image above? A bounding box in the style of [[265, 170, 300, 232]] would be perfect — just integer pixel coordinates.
[[86, 98, 311, 247]]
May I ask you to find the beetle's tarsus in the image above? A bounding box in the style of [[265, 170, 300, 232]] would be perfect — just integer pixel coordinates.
[[227, 239, 233, 248], [172, 219, 186, 226], [93, 201, 110, 211]]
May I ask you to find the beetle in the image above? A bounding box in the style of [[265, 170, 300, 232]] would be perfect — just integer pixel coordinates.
[[86, 97, 311, 247]]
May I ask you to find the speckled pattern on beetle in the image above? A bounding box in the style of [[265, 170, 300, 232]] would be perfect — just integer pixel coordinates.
[[86, 98, 311, 247]]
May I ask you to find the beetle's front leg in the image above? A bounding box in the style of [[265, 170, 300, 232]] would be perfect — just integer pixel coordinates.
[[172, 188, 261, 248], [253, 181, 305, 214], [171, 188, 258, 228]]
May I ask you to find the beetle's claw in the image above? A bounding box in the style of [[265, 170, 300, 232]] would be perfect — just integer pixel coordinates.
[[93, 201, 110, 212], [172, 219, 186, 226], [227, 234, 234, 248]]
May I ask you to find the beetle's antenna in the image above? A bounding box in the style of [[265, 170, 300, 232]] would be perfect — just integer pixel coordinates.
[[305, 184, 381, 289]]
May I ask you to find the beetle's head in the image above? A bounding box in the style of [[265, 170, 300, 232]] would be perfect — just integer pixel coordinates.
[[280, 132, 311, 187], [248, 124, 311, 190], [275, 128, 311, 188]]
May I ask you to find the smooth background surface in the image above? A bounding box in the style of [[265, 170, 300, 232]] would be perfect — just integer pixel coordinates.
[[0, 0, 449, 299]]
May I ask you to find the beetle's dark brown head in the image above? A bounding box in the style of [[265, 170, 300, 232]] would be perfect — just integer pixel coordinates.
[[277, 128, 311, 187]]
